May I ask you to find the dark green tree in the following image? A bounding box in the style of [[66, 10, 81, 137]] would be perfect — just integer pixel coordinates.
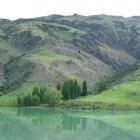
[[30, 95, 40, 106], [73, 79, 79, 98], [62, 81, 71, 100], [62, 79, 82, 100], [62, 81, 67, 100], [70, 80, 74, 99], [78, 85, 81, 97], [56, 83, 61, 91], [39, 87, 46, 102], [17, 96, 22, 106], [32, 87, 40, 97], [82, 81, 87, 96]]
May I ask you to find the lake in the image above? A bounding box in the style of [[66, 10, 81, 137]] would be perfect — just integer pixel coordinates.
[[0, 107, 139, 140]]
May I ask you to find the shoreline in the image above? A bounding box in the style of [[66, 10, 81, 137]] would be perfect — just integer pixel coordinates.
[[0, 104, 140, 111]]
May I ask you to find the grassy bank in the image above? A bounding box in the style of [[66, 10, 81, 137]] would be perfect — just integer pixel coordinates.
[[64, 64, 140, 110]]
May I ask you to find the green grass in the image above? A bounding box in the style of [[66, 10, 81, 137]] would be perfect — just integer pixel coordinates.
[[28, 51, 82, 66], [0, 83, 38, 106], [66, 65, 140, 109], [92, 82, 140, 104], [17, 22, 48, 37], [28, 50, 83, 80], [17, 21, 86, 41], [0, 95, 17, 106]]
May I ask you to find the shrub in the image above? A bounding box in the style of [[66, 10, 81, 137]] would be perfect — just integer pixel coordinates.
[[30, 95, 40, 106], [41, 94, 48, 104], [45, 90, 62, 107]]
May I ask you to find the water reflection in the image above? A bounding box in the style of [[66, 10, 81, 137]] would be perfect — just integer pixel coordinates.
[[0, 107, 139, 140], [61, 114, 87, 130]]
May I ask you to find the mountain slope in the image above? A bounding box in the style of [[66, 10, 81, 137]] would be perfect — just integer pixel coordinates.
[[0, 15, 140, 97]]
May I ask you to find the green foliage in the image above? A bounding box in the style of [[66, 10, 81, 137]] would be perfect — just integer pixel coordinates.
[[30, 95, 40, 106], [32, 87, 40, 96], [17, 94, 40, 106], [39, 87, 46, 101], [62, 81, 71, 100], [73, 79, 81, 98], [56, 83, 61, 91], [41, 94, 48, 104], [17, 86, 62, 106], [81, 81, 87, 96], [32, 87, 46, 101], [17, 96, 23, 106], [45, 90, 62, 107], [62, 79, 82, 100]]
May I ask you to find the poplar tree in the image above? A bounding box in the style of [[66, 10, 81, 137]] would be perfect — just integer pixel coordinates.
[[82, 81, 87, 96]]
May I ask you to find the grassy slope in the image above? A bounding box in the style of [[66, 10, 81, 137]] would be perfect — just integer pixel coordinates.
[[2, 66, 140, 108], [66, 67, 140, 109], [0, 22, 86, 105], [0, 16, 139, 107]]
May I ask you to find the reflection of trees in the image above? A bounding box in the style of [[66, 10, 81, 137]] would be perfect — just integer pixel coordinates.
[[82, 118, 86, 130], [17, 108, 88, 131], [17, 108, 62, 126], [0, 108, 140, 140], [61, 114, 87, 131]]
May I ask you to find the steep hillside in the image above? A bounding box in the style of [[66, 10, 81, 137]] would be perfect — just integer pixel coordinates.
[[0, 14, 140, 97]]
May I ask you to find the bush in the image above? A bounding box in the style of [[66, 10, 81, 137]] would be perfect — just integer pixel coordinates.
[[41, 94, 48, 104], [30, 95, 40, 106], [45, 90, 62, 107]]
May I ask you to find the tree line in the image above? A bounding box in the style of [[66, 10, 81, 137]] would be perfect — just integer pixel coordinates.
[[17, 87, 46, 106], [57, 80, 87, 100], [17, 79, 88, 106], [17, 87, 62, 106]]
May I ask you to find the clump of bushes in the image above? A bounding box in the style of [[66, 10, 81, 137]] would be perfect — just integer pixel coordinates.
[[17, 86, 62, 107], [44, 90, 62, 106]]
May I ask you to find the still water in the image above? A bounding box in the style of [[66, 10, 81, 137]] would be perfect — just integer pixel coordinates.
[[0, 107, 139, 140]]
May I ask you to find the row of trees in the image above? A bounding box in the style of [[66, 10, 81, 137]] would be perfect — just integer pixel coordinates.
[[32, 87, 46, 102], [57, 80, 87, 100], [17, 87, 62, 106], [17, 87, 46, 106], [17, 79, 88, 106], [17, 94, 40, 106]]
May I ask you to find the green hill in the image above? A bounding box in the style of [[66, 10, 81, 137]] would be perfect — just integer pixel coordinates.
[[1, 15, 140, 106], [67, 64, 140, 109]]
